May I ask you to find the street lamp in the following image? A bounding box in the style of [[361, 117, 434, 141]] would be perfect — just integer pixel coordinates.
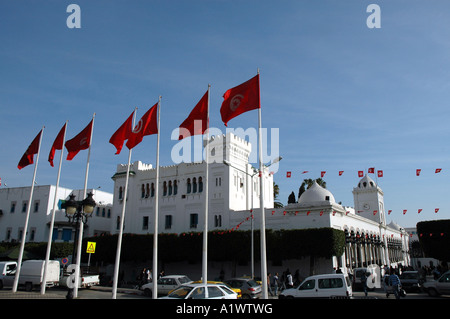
[[61, 192, 96, 299]]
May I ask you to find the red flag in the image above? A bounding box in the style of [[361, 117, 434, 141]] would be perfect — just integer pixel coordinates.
[[403, 209, 407, 215], [435, 208, 439, 213], [286, 171, 291, 178], [377, 170, 383, 177], [301, 171, 309, 174], [126, 103, 158, 150], [418, 209, 422, 214], [65, 120, 93, 160], [18, 129, 43, 170], [368, 167, 375, 174], [358, 171, 364, 177], [416, 169, 421, 176], [321, 171, 326, 177], [178, 90, 209, 140], [48, 123, 67, 167], [109, 110, 134, 154], [220, 74, 260, 126], [388, 210, 392, 215], [339, 171, 344, 176], [435, 168, 442, 173]]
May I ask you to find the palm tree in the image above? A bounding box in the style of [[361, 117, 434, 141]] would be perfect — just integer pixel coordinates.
[[273, 182, 283, 208]]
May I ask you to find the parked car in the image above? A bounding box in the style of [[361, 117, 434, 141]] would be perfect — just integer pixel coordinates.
[[279, 273, 352, 299], [193, 280, 242, 299], [160, 283, 238, 299], [352, 265, 380, 290], [224, 278, 261, 299], [399, 271, 424, 292], [423, 270, 450, 297], [141, 275, 192, 296]]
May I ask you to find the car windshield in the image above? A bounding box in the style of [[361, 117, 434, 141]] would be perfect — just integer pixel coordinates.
[[246, 280, 258, 287], [167, 286, 193, 299]]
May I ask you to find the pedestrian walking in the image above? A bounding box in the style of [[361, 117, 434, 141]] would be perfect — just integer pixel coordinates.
[[267, 273, 274, 296], [388, 270, 401, 299], [361, 271, 368, 297]]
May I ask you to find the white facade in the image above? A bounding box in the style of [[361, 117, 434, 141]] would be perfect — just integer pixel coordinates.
[[111, 133, 274, 235], [0, 185, 113, 243]]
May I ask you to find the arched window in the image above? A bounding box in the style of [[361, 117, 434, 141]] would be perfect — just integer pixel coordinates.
[[187, 178, 191, 194], [198, 177, 203, 193], [141, 184, 145, 198], [151, 183, 155, 197], [173, 180, 178, 195], [193, 177, 197, 193], [168, 181, 173, 196], [146, 183, 150, 198], [119, 186, 123, 200], [163, 181, 167, 196]]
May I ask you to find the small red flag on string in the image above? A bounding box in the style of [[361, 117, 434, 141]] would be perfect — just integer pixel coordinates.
[[368, 167, 375, 174], [358, 171, 364, 177], [418, 209, 422, 214], [388, 210, 392, 215], [416, 169, 421, 176], [377, 170, 383, 177], [403, 209, 407, 215], [435, 168, 442, 173], [339, 171, 344, 176], [321, 171, 326, 177], [435, 208, 439, 213], [286, 171, 291, 178]]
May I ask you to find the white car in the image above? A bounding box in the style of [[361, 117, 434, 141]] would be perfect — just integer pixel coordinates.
[[423, 270, 450, 297], [141, 275, 192, 296], [160, 283, 238, 299], [279, 273, 352, 299]]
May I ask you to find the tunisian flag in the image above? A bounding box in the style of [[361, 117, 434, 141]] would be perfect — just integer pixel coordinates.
[[109, 110, 134, 154], [126, 103, 158, 150], [220, 74, 260, 126], [18, 129, 43, 170], [65, 120, 93, 160], [48, 122, 67, 167], [178, 90, 209, 140]]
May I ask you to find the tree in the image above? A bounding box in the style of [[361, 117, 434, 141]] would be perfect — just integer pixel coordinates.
[[273, 182, 283, 208], [417, 219, 450, 262], [288, 191, 296, 204]]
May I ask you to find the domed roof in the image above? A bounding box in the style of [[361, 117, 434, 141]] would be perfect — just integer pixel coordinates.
[[388, 221, 402, 231], [298, 181, 335, 205], [357, 174, 377, 189]]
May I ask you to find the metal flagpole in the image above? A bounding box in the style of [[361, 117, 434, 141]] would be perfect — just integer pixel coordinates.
[[73, 113, 95, 299], [257, 70, 268, 299], [41, 121, 67, 295], [112, 108, 137, 299], [13, 126, 45, 293], [202, 85, 211, 284], [152, 96, 161, 299]]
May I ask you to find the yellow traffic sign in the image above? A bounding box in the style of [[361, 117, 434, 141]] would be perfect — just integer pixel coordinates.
[[86, 241, 96, 254]]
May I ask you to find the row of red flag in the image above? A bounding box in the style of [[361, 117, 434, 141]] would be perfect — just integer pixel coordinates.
[[285, 168, 443, 178], [18, 75, 261, 170]]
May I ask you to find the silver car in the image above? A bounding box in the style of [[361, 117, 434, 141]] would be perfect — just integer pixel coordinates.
[[141, 275, 192, 296]]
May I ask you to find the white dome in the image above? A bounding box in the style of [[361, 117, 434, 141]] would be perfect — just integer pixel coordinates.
[[298, 181, 335, 205]]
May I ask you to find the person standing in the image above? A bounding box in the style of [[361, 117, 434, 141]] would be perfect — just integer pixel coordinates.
[[273, 272, 279, 296]]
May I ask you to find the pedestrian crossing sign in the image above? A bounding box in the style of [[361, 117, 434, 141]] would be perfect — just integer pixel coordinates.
[[86, 241, 96, 254]]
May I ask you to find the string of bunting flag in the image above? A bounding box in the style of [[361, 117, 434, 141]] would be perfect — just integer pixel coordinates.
[[285, 167, 444, 178]]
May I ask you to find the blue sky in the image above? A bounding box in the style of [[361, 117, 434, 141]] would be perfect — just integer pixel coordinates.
[[1, 1, 450, 228]]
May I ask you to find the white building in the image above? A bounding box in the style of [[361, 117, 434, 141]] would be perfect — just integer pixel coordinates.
[[0, 185, 113, 243], [111, 132, 409, 277], [110, 133, 274, 235]]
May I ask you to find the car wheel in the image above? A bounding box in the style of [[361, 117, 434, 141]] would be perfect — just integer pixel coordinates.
[[144, 288, 152, 297], [427, 288, 439, 297]]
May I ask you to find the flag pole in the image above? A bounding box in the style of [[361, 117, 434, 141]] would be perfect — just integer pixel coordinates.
[[112, 108, 137, 299], [152, 96, 161, 299], [257, 69, 268, 299], [202, 84, 211, 285], [41, 121, 67, 295], [13, 126, 45, 293], [73, 113, 95, 299]]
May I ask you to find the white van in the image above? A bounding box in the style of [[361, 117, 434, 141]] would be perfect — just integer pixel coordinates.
[[19, 260, 60, 291], [279, 273, 352, 299]]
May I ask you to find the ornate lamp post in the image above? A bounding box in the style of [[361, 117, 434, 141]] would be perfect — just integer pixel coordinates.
[[62, 192, 96, 299]]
